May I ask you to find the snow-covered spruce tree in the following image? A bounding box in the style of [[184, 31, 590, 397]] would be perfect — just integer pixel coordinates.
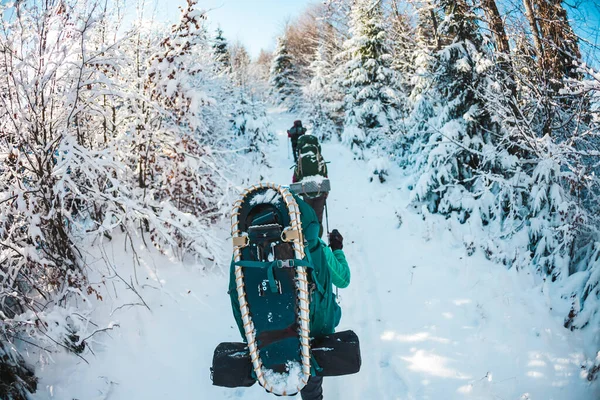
[[230, 44, 275, 166], [411, 0, 505, 224], [339, 0, 405, 159], [303, 45, 338, 141], [400, 0, 439, 169], [387, 1, 417, 93], [230, 89, 275, 166], [213, 27, 231, 73], [144, 0, 226, 257], [269, 36, 301, 110]]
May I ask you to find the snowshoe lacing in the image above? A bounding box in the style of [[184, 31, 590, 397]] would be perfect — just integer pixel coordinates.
[[231, 182, 312, 395]]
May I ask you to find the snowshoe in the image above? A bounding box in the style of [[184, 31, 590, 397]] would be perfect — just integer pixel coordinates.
[[218, 183, 313, 395]]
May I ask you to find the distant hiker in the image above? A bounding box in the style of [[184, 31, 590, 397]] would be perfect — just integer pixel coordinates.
[[293, 135, 328, 236], [227, 188, 351, 399], [287, 120, 307, 162]]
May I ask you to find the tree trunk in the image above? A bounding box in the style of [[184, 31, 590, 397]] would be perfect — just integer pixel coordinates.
[[481, 0, 510, 55], [522, 0, 545, 66], [523, 0, 581, 85]]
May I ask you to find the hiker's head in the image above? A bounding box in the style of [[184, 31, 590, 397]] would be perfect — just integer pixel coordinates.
[[294, 120, 302, 127]]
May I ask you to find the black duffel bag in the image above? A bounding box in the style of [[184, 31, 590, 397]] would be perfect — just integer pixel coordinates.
[[312, 330, 361, 376], [210, 342, 255, 388], [210, 330, 361, 388]]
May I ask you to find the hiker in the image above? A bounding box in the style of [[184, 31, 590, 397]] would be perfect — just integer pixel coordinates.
[[228, 193, 350, 400], [292, 135, 328, 236], [287, 120, 307, 162]]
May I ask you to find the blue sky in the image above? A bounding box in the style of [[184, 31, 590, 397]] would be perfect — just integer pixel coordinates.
[[155, 0, 314, 58], [566, 1, 600, 65], [150, 0, 599, 63]]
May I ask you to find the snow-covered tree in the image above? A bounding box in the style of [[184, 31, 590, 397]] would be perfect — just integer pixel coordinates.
[[303, 45, 338, 141], [143, 0, 226, 255], [339, 0, 404, 155], [228, 44, 275, 166], [400, 1, 439, 168], [230, 42, 251, 87], [269, 36, 301, 109], [412, 0, 502, 221], [231, 90, 275, 166], [213, 27, 231, 72], [387, 1, 417, 91], [0, 0, 239, 390]]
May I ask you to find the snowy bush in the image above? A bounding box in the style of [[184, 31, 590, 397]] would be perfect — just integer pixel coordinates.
[[231, 90, 275, 166], [0, 0, 246, 389]]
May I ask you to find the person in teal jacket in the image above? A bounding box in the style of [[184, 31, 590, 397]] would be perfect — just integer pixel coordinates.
[[228, 195, 350, 400]]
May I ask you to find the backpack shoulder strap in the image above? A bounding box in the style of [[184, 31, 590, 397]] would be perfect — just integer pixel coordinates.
[[305, 240, 326, 295]]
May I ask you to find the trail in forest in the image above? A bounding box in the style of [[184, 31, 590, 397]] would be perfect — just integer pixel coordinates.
[[31, 110, 598, 400]]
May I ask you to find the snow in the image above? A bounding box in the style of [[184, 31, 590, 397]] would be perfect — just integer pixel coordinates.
[[262, 361, 304, 395], [249, 188, 282, 206], [29, 110, 599, 400], [299, 175, 327, 184]]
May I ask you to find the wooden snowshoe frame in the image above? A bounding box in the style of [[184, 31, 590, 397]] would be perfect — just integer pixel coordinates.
[[231, 183, 311, 395]]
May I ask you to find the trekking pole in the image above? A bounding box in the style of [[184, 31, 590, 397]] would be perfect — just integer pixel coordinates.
[[287, 138, 290, 160], [325, 200, 339, 300], [324, 199, 330, 235]]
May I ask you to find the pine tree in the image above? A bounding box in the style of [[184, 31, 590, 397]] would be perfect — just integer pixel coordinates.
[[269, 36, 301, 109], [304, 45, 338, 141], [339, 0, 404, 155], [412, 0, 502, 222], [388, 1, 417, 91], [401, 2, 438, 170], [213, 27, 230, 72]]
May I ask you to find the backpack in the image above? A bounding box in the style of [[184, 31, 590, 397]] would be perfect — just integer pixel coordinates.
[[225, 184, 314, 395], [289, 126, 306, 142], [294, 135, 327, 181], [212, 185, 362, 393]]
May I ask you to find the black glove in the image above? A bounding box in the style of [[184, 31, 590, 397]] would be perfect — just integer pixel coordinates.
[[329, 229, 343, 251]]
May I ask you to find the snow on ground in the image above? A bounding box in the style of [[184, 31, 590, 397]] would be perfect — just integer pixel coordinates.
[[31, 110, 599, 400]]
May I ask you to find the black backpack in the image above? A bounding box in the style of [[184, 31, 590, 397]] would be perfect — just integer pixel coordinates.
[[294, 135, 327, 181]]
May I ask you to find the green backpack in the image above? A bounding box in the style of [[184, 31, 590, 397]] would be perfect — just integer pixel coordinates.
[[294, 135, 327, 181]]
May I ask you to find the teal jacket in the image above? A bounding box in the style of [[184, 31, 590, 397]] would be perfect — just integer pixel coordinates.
[[229, 195, 350, 339]]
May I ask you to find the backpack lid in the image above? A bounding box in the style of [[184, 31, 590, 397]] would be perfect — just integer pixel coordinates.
[[297, 134, 320, 149]]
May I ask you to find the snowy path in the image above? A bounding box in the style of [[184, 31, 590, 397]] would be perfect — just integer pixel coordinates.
[[32, 110, 598, 400]]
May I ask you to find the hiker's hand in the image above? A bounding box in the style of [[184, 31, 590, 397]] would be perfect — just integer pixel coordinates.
[[329, 229, 343, 251], [287, 131, 291, 138]]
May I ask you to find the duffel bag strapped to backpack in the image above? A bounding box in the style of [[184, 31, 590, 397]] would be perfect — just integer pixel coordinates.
[[211, 330, 361, 388], [210, 342, 256, 388], [311, 330, 361, 376], [289, 177, 331, 198]]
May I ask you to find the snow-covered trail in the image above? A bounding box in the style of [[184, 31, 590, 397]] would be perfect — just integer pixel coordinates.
[[31, 110, 598, 400], [241, 110, 598, 400]]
